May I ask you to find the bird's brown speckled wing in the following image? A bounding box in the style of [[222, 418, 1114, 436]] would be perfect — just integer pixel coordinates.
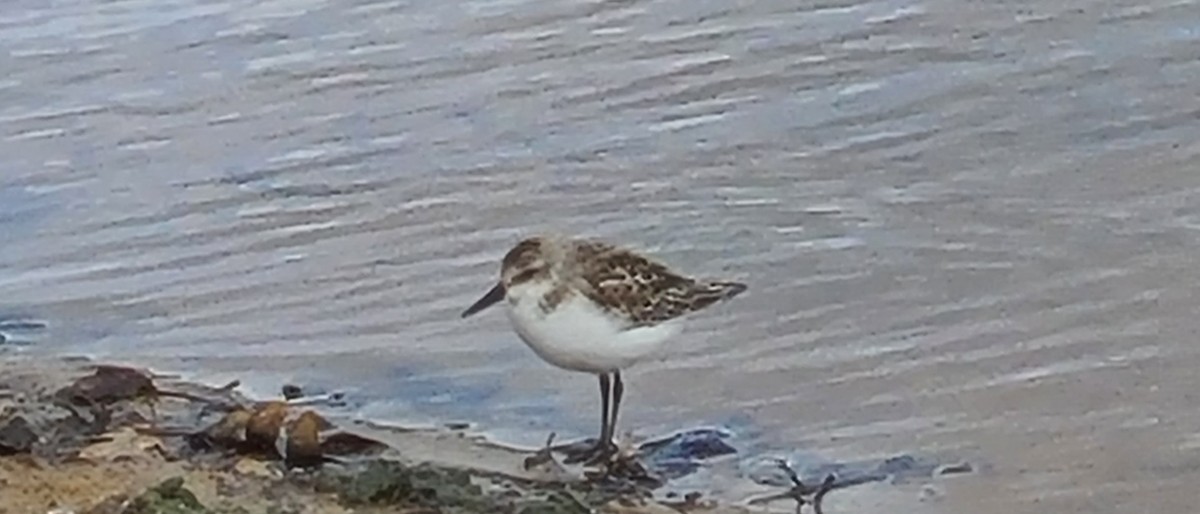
[[571, 240, 746, 328]]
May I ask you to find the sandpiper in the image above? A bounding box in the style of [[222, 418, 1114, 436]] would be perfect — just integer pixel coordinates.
[[461, 236, 746, 463]]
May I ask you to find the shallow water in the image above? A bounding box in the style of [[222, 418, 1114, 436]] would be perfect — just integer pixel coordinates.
[[3, 0, 1200, 511]]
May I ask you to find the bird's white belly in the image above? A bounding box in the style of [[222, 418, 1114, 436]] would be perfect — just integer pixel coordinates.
[[504, 288, 680, 373]]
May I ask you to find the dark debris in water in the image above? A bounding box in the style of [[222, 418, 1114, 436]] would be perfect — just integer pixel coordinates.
[[0, 317, 47, 349], [749, 460, 837, 514], [636, 427, 737, 480], [745, 451, 960, 490], [0, 319, 49, 331], [537, 423, 973, 514], [741, 450, 977, 514], [281, 384, 304, 401], [937, 461, 974, 476]]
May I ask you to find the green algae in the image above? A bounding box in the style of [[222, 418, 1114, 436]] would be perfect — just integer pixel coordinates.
[[124, 477, 209, 514], [320, 459, 590, 514]]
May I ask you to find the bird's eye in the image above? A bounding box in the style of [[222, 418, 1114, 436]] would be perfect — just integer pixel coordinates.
[[511, 268, 540, 284]]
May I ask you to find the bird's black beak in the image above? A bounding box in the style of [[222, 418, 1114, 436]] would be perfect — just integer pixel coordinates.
[[461, 282, 505, 318]]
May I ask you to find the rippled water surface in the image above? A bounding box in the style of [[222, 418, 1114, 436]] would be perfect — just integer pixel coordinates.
[[4, 0, 1200, 511]]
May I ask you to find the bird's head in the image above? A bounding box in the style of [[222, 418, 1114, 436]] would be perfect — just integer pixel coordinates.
[[461, 237, 553, 318]]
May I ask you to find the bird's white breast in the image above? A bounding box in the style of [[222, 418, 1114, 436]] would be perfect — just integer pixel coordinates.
[[503, 280, 681, 373]]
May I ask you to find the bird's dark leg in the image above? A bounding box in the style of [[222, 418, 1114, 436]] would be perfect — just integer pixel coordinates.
[[585, 372, 621, 465], [598, 373, 612, 448], [562, 372, 621, 465], [609, 371, 624, 444]]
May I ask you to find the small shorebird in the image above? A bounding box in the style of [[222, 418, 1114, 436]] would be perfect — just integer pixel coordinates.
[[461, 236, 746, 463]]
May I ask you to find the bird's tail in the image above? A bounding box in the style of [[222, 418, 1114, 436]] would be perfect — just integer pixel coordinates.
[[670, 280, 747, 317], [697, 280, 748, 302]]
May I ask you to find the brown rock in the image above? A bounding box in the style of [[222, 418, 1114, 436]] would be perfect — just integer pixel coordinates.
[[284, 410, 326, 468], [203, 408, 254, 448], [244, 402, 288, 456], [58, 366, 156, 405]]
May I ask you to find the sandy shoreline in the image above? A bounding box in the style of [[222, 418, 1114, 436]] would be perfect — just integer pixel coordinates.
[[0, 354, 979, 514], [0, 355, 770, 514]]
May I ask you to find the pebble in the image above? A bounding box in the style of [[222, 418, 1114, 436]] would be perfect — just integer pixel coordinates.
[[0, 416, 38, 455]]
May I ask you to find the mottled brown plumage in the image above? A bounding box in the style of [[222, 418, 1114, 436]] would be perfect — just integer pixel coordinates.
[[570, 239, 745, 327]]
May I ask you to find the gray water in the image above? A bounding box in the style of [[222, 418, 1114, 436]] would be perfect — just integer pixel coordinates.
[[3, 0, 1200, 511]]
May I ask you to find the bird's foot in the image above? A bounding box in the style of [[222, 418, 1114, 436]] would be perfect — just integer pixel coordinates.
[[586, 453, 661, 488], [603, 434, 662, 487]]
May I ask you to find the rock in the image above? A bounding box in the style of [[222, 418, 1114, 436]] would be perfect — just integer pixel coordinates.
[[1, 390, 107, 459], [57, 366, 156, 406], [76, 428, 166, 463], [233, 458, 282, 479], [194, 402, 385, 467], [0, 415, 38, 454], [282, 411, 324, 468], [196, 409, 253, 450], [244, 402, 288, 455], [281, 385, 303, 401]]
